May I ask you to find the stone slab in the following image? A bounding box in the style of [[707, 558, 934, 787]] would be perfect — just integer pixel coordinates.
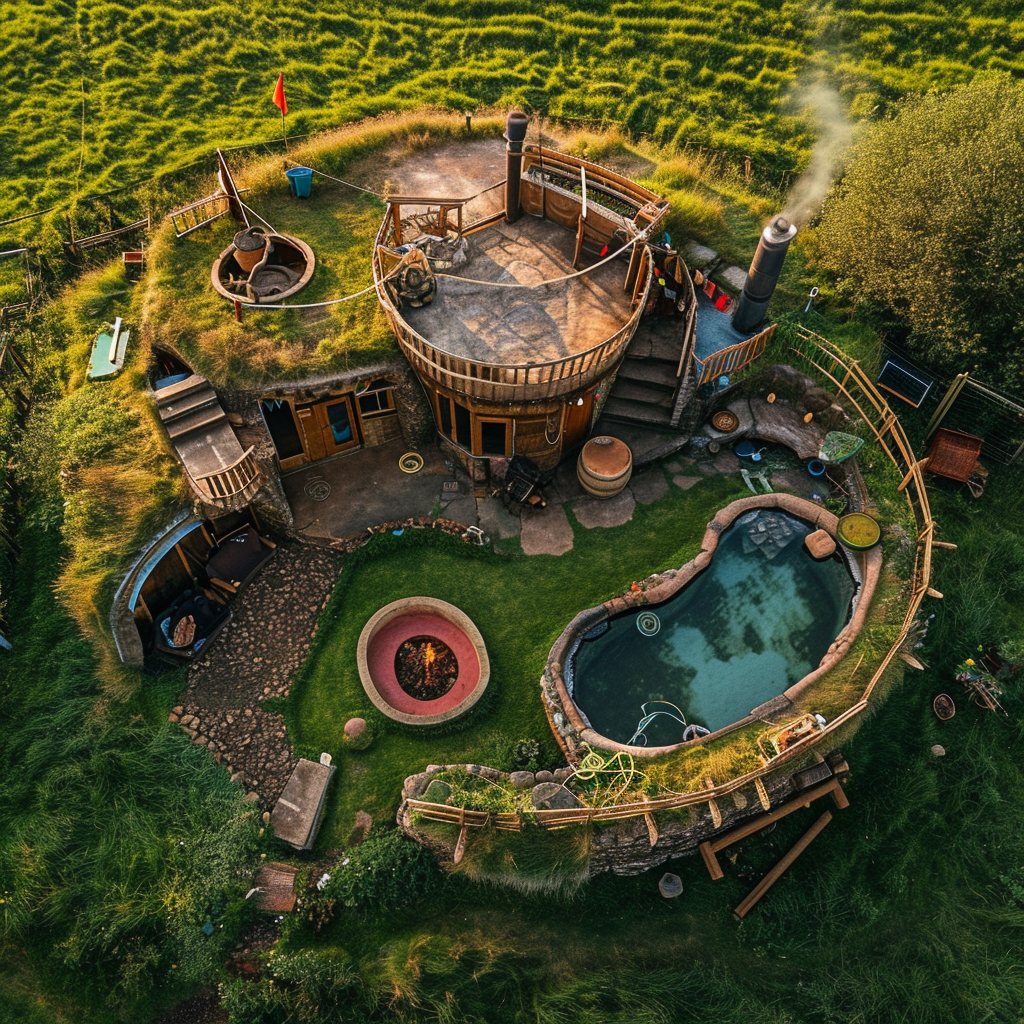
[[271, 759, 336, 851], [628, 468, 670, 506], [672, 475, 702, 491], [520, 502, 574, 556], [571, 489, 636, 529], [717, 265, 749, 292], [683, 241, 718, 265], [749, 398, 825, 460], [476, 495, 521, 540]]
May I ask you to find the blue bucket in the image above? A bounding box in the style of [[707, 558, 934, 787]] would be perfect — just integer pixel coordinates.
[[285, 166, 313, 199], [807, 459, 826, 477]]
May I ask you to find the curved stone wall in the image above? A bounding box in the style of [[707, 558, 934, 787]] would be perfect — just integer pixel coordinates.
[[542, 493, 882, 759]]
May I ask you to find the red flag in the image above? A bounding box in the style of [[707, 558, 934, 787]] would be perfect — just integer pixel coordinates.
[[273, 74, 288, 115]]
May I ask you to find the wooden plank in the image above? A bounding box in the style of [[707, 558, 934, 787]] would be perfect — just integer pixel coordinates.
[[699, 841, 724, 880], [708, 778, 847, 855], [733, 811, 832, 919]]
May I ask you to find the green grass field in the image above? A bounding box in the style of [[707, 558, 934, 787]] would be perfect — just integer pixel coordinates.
[[4, 0, 1024, 237], [4, 1, 1024, 1020]]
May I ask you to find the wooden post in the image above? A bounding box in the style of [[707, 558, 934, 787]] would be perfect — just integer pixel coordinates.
[[733, 811, 832, 919]]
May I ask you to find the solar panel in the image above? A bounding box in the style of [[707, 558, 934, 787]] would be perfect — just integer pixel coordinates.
[[876, 358, 934, 408]]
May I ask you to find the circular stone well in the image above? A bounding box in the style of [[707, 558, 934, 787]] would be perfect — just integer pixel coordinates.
[[357, 598, 489, 725]]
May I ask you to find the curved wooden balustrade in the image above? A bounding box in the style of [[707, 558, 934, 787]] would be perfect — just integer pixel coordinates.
[[407, 326, 943, 833], [373, 199, 656, 404], [189, 446, 266, 512]]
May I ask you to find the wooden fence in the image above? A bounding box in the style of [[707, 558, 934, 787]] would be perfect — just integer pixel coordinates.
[[409, 326, 943, 833], [693, 323, 774, 386]]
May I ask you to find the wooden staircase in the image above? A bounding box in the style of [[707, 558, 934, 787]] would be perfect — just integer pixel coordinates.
[[155, 375, 266, 511], [601, 318, 685, 430]]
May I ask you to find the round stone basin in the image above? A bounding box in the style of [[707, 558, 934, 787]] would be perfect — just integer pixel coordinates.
[[357, 598, 489, 724], [210, 232, 315, 303]]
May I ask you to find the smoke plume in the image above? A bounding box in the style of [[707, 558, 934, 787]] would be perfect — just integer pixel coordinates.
[[781, 81, 853, 227]]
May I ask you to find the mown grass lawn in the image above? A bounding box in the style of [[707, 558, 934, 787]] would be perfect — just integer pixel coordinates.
[[287, 470, 746, 846]]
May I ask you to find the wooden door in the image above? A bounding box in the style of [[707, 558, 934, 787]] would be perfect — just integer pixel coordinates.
[[316, 396, 360, 456], [563, 391, 595, 450]]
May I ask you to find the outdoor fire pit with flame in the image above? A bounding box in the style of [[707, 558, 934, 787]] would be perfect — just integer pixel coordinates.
[[357, 598, 489, 725]]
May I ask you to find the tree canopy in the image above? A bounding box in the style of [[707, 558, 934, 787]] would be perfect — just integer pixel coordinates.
[[816, 75, 1024, 386]]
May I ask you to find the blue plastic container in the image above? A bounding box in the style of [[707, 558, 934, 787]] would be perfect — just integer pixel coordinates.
[[807, 459, 826, 477], [285, 166, 314, 198]]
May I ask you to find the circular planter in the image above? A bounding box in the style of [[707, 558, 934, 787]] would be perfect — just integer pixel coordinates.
[[357, 598, 489, 725], [712, 410, 739, 433], [837, 512, 881, 550], [578, 436, 632, 497]]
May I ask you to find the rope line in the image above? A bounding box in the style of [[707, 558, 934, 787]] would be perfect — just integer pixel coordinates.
[[239, 263, 402, 310], [435, 226, 655, 291], [299, 164, 384, 199], [238, 201, 277, 236]]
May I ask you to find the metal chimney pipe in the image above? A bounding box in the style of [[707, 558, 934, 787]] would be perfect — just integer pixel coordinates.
[[731, 216, 798, 333], [504, 110, 529, 223]]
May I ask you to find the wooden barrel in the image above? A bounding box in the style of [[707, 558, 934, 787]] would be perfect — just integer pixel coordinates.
[[577, 436, 632, 497]]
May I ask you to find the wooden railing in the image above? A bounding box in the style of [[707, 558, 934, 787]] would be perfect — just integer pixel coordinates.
[[694, 323, 774, 386], [407, 326, 942, 834], [373, 202, 654, 403], [189, 446, 266, 512]]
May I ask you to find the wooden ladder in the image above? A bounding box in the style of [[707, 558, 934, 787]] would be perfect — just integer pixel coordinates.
[[169, 194, 231, 238]]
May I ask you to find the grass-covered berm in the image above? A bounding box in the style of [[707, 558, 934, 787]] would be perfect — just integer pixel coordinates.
[[4, 0, 1024, 238]]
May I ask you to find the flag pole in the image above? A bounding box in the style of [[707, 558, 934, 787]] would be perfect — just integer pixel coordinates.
[[282, 107, 287, 152]]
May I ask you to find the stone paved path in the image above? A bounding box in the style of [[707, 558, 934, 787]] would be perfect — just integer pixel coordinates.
[[169, 540, 342, 809]]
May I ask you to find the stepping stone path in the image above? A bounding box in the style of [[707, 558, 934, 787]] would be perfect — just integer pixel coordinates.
[[168, 540, 342, 809]]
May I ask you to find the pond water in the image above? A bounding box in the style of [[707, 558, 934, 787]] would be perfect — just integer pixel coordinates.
[[570, 510, 856, 746]]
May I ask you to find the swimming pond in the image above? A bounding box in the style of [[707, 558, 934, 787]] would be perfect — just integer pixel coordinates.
[[570, 509, 856, 747]]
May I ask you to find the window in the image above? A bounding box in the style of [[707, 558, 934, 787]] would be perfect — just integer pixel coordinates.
[[435, 393, 472, 448], [357, 380, 396, 418], [478, 419, 509, 456]]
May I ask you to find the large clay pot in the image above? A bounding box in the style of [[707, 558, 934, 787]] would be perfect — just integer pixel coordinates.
[[233, 228, 268, 272], [577, 436, 632, 497]]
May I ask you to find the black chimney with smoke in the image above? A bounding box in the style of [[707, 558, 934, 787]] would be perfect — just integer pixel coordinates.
[[731, 216, 797, 333], [504, 110, 529, 223]]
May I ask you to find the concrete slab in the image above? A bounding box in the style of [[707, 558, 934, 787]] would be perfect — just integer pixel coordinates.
[[571, 489, 635, 529], [476, 495, 522, 540], [627, 467, 669, 506], [283, 439, 475, 540], [271, 759, 336, 851], [520, 503, 574, 556]]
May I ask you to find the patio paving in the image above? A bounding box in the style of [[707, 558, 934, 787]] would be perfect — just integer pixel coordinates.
[[282, 439, 476, 540]]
